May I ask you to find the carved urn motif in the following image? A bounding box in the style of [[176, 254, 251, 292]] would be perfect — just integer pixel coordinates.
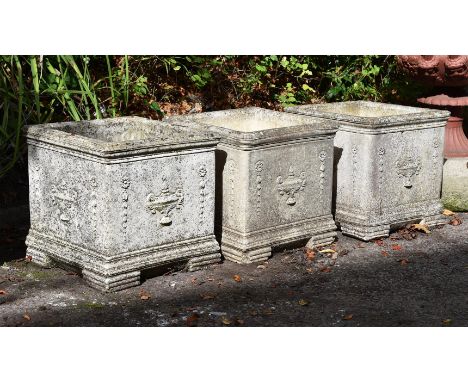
[[276, 166, 307, 206], [146, 177, 183, 226]]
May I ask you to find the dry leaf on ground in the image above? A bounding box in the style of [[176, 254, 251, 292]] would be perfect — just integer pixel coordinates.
[[200, 293, 215, 300], [233, 274, 241, 282], [221, 317, 232, 325], [23, 314, 31, 321], [381, 250, 389, 257], [442, 209, 455, 216], [374, 239, 385, 246], [391, 244, 402, 251], [186, 313, 200, 326], [257, 265, 266, 269], [305, 249, 316, 261], [319, 249, 336, 254], [398, 259, 409, 265], [0, 290, 7, 295], [442, 318, 452, 325], [298, 299, 309, 306], [139, 290, 151, 300], [449, 216, 462, 226], [236, 319, 245, 325], [320, 267, 332, 273], [411, 223, 430, 234], [343, 314, 354, 321]]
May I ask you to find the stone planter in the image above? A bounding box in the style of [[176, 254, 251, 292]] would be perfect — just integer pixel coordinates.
[[25, 117, 221, 291], [168, 107, 337, 264], [442, 157, 468, 211], [286, 101, 450, 241]]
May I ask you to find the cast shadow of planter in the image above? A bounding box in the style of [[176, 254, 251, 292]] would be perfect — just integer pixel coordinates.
[[332, 145, 343, 217], [214, 149, 227, 244]]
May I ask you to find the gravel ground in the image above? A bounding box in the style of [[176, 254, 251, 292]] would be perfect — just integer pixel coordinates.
[[1, 213, 467, 327]]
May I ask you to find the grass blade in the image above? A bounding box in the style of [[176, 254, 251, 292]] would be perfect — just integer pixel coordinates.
[[30, 56, 41, 121], [106, 55, 116, 117]]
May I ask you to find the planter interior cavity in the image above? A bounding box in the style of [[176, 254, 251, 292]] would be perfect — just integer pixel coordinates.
[[286, 101, 451, 241], [25, 117, 221, 291], [168, 107, 338, 264]]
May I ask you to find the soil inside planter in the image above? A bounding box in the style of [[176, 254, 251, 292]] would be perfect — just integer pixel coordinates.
[[314, 102, 420, 118], [188, 107, 324, 132]]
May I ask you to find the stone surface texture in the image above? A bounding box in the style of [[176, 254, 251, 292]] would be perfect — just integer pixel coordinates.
[[25, 117, 221, 291], [442, 157, 468, 211], [286, 101, 450, 241], [167, 107, 338, 263]]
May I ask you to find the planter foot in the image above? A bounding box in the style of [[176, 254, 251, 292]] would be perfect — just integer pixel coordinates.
[[221, 244, 272, 264], [82, 269, 141, 292], [423, 214, 448, 227], [186, 251, 222, 271], [27, 248, 55, 267], [340, 223, 390, 242], [305, 230, 338, 249]]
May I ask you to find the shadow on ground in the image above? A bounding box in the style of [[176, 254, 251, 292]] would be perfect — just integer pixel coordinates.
[[1, 214, 467, 327]]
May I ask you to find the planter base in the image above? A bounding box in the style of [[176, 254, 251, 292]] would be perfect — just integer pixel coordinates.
[[339, 223, 391, 241], [221, 245, 272, 264], [305, 230, 337, 249], [220, 215, 337, 264], [336, 203, 446, 241], [82, 270, 141, 292], [26, 229, 221, 292]]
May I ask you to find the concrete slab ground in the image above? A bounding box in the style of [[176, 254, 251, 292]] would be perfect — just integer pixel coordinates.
[[1, 213, 467, 326]]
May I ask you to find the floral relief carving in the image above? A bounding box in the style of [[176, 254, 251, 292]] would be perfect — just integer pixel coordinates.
[[254, 160, 264, 215], [198, 165, 207, 224], [226, 159, 237, 218], [318, 151, 326, 195]]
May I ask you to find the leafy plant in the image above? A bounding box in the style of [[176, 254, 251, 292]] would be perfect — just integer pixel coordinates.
[[1, 55, 425, 180]]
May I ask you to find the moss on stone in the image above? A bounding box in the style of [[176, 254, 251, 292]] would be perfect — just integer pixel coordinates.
[[442, 194, 468, 212]]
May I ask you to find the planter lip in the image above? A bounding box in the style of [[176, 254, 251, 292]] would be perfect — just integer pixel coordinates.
[[285, 101, 451, 128], [25, 116, 220, 158], [166, 107, 337, 147]]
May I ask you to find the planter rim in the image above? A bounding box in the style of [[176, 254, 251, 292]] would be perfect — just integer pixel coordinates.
[[25, 116, 220, 158], [167, 107, 337, 147], [286, 101, 450, 128]]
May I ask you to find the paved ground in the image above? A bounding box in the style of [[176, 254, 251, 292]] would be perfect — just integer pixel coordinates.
[[1, 212, 467, 327]]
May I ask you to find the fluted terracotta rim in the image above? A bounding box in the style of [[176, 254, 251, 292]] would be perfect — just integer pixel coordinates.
[[418, 94, 468, 107]]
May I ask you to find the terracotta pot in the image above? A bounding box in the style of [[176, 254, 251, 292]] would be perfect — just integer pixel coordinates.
[[398, 55, 468, 158]]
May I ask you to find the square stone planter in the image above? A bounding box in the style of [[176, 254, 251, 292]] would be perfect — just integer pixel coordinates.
[[168, 107, 338, 264], [442, 157, 468, 212], [286, 101, 450, 241], [25, 117, 221, 291]]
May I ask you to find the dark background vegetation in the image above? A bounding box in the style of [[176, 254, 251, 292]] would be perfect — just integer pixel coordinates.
[[0, 55, 431, 207]]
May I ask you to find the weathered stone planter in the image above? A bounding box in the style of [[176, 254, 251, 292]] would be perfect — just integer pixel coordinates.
[[286, 101, 450, 241], [25, 117, 221, 291], [168, 107, 337, 263], [442, 157, 468, 211]]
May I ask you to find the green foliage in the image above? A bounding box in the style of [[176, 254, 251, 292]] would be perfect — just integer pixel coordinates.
[[1, 55, 423, 178]]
